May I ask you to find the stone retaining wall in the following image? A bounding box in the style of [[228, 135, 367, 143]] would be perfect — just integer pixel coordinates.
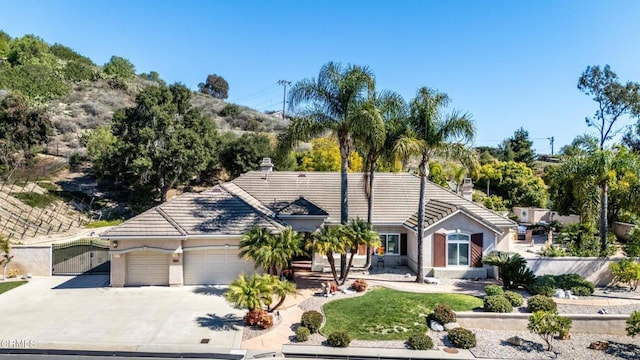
[[457, 312, 629, 335]]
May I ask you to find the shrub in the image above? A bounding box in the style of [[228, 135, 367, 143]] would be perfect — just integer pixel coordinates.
[[528, 311, 572, 351], [447, 328, 476, 349], [626, 311, 640, 337], [610, 259, 640, 291], [301, 310, 323, 334], [220, 103, 241, 117], [351, 278, 368, 292], [295, 326, 310, 342], [484, 295, 513, 313], [244, 309, 267, 326], [484, 284, 504, 296], [327, 331, 351, 347], [554, 274, 594, 295], [570, 286, 592, 297], [407, 333, 434, 350], [527, 275, 556, 296], [482, 252, 535, 289], [258, 313, 274, 329], [432, 303, 456, 324], [527, 295, 557, 313], [540, 245, 567, 257], [504, 291, 524, 307]]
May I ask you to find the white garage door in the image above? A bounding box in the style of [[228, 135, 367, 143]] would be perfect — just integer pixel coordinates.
[[126, 252, 170, 286], [184, 249, 256, 285]]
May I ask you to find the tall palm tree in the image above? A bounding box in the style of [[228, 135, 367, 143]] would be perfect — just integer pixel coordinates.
[[308, 226, 348, 284], [396, 87, 477, 284], [283, 61, 378, 280], [340, 219, 381, 284], [353, 90, 407, 269]]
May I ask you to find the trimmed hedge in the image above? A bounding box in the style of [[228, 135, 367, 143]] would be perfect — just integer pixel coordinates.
[[484, 284, 504, 296], [528, 274, 594, 296], [527, 295, 557, 313], [295, 326, 310, 342], [327, 331, 351, 347], [504, 291, 524, 307], [301, 310, 323, 334], [407, 333, 434, 350], [447, 328, 476, 349], [432, 303, 456, 324], [484, 295, 513, 313]]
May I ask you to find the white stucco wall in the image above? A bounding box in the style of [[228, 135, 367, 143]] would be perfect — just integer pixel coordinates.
[[526, 256, 619, 286], [9, 245, 51, 276]]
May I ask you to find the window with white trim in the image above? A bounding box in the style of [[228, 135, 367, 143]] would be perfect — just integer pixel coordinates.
[[447, 233, 470, 266], [378, 233, 400, 255]]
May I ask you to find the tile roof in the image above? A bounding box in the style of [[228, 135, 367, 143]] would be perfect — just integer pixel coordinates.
[[231, 171, 515, 229], [403, 199, 504, 234], [277, 197, 328, 216], [101, 186, 284, 238]]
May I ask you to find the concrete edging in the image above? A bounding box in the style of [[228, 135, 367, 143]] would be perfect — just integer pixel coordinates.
[[282, 344, 474, 359]]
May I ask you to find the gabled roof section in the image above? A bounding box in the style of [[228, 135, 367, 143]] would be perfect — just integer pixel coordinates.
[[277, 197, 328, 216], [403, 199, 505, 234], [101, 186, 284, 238]]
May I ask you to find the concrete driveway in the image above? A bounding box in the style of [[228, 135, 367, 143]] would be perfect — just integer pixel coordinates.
[[0, 276, 245, 354]]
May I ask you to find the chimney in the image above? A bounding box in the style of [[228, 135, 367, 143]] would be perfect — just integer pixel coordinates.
[[260, 157, 274, 172], [460, 177, 473, 201]]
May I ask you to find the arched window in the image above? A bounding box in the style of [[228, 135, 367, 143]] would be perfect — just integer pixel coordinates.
[[447, 233, 470, 266]]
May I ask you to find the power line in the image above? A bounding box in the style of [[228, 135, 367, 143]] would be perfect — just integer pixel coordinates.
[[232, 84, 280, 101]]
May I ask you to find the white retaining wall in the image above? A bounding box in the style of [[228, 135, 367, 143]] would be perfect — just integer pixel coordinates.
[[526, 257, 620, 286], [8, 245, 51, 276]]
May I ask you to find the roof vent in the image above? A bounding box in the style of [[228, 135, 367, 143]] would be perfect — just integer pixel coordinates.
[[260, 158, 273, 172], [298, 173, 306, 178]]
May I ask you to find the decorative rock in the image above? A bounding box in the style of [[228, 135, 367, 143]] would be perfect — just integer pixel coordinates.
[[425, 277, 441, 285], [589, 341, 609, 350], [598, 308, 608, 314], [553, 289, 565, 298], [564, 290, 573, 298], [405, 273, 412, 278], [444, 322, 460, 331], [429, 320, 444, 332], [568, 295, 578, 300], [506, 336, 524, 346]]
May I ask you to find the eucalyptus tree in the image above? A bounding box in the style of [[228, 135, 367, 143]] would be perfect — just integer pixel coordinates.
[[578, 65, 640, 251], [282, 61, 378, 279], [396, 87, 477, 283]]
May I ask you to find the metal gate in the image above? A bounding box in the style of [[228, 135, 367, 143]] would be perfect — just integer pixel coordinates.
[[52, 239, 111, 275]]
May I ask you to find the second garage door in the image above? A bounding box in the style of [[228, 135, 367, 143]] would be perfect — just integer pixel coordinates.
[[126, 252, 170, 286], [183, 249, 256, 285]]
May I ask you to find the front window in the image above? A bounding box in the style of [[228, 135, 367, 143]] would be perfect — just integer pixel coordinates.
[[378, 233, 400, 255], [447, 233, 470, 266]]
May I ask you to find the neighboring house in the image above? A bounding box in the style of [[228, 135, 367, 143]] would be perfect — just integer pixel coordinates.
[[102, 159, 516, 287], [512, 206, 580, 226]]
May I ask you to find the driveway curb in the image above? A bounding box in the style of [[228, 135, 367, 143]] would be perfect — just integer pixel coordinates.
[[0, 348, 246, 359]]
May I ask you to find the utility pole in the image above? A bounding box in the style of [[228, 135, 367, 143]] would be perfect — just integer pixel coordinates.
[[277, 80, 291, 120], [548, 136, 555, 156]]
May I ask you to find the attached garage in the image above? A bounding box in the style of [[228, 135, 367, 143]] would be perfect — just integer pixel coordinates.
[[126, 252, 170, 286], [183, 249, 256, 285]]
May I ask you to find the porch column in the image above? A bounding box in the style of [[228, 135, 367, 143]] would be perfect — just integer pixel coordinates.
[[110, 253, 125, 287]]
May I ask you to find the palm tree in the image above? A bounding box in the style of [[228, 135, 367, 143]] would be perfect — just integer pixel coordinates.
[[267, 276, 297, 312], [396, 87, 477, 284], [308, 226, 348, 284], [353, 90, 407, 269], [224, 274, 272, 312], [340, 219, 381, 284], [284, 61, 377, 280], [239, 226, 304, 276]]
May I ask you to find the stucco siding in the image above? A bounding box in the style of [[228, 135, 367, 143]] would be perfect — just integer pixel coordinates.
[[10, 245, 51, 276]]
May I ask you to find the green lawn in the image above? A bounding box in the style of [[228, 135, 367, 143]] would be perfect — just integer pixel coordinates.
[[0, 281, 27, 295], [322, 287, 483, 340], [85, 219, 123, 228]]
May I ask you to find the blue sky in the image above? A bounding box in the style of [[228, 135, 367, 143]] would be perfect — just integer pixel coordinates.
[[2, 1, 640, 153]]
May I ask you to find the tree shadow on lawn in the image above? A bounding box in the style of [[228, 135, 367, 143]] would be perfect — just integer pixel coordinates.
[[193, 285, 226, 296], [604, 341, 640, 359], [196, 313, 242, 331]]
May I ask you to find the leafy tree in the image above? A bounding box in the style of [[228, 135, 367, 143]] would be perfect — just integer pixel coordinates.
[[610, 259, 640, 291], [283, 61, 376, 280], [85, 125, 117, 178], [239, 226, 304, 276], [219, 132, 272, 179], [0, 92, 51, 165], [579, 65, 640, 252], [6, 34, 54, 66], [50, 43, 94, 66], [0, 62, 70, 99], [428, 162, 448, 187], [297, 136, 362, 172], [102, 83, 217, 208], [626, 311, 640, 337], [527, 311, 572, 351], [198, 74, 229, 99], [396, 87, 477, 283], [499, 128, 535, 167], [340, 219, 381, 284], [559, 134, 598, 157], [140, 71, 162, 83], [0, 31, 12, 58], [475, 161, 547, 208], [103, 55, 135, 80]]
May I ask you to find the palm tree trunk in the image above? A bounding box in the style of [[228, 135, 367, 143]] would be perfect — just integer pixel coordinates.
[[341, 248, 358, 285], [416, 159, 427, 284], [327, 251, 340, 283], [270, 296, 287, 312], [599, 181, 608, 254], [364, 161, 376, 270], [338, 132, 350, 280]]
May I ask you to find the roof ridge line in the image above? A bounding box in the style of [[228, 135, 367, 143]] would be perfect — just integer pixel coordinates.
[[155, 207, 188, 236], [220, 183, 285, 230]]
